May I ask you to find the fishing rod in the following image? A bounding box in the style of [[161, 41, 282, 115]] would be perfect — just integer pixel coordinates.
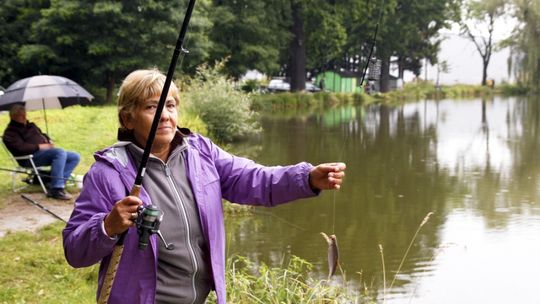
[[97, 1, 197, 303], [21, 194, 67, 223], [359, 0, 386, 89]]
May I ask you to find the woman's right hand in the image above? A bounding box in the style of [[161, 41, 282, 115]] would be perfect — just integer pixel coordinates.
[[103, 196, 143, 237]]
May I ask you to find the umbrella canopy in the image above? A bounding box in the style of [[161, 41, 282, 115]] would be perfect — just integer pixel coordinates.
[[0, 75, 93, 111]]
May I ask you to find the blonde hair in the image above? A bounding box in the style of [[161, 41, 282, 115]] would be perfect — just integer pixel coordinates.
[[117, 68, 180, 129]]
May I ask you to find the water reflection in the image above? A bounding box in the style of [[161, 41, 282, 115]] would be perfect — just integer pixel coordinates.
[[226, 96, 540, 303]]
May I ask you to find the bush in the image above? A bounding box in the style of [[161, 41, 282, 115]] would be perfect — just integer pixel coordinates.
[[183, 61, 261, 143], [240, 79, 262, 93]]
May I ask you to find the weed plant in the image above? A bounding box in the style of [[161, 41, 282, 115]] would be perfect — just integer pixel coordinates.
[[206, 255, 365, 304], [183, 61, 261, 142]]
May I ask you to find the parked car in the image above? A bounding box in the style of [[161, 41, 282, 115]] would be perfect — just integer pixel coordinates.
[[267, 79, 321, 93], [267, 79, 290, 92], [305, 82, 321, 92]]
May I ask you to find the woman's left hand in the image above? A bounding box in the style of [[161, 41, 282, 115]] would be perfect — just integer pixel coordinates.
[[309, 162, 346, 191]]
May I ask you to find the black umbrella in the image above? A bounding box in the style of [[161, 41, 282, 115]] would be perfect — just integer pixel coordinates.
[[0, 75, 94, 134]]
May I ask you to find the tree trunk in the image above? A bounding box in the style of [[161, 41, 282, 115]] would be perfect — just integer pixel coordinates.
[[288, 1, 306, 92], [398, 57, 405, 79], [106, 72, 115, 104], [481, 58, 488, 86], [380, 55, 390, 93]]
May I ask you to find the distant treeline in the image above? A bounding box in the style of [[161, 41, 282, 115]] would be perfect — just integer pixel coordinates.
[[2, 0, 538, 102], [1, 0, 465, 102]]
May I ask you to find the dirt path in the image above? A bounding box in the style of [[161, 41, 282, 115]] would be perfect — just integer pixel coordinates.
[[0, 191, 76, 237]]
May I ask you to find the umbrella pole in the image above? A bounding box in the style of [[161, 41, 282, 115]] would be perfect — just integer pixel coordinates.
[[42, 98, 49, 137]]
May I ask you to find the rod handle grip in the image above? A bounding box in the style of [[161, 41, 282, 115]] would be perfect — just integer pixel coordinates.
[[97, 244, 125, 304], [130, 185, 141, 197]]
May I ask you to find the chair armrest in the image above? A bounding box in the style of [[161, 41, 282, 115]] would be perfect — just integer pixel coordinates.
[[14, 155, 33, 160]]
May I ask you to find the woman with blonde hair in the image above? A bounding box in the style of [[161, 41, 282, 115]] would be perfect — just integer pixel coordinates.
[[63, 68, 346, 304]]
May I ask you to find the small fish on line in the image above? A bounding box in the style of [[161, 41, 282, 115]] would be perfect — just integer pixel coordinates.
[[321, 232, 339, 280]]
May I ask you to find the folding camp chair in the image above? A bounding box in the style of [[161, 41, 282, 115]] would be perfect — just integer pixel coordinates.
[[0, 135, 49, 194]]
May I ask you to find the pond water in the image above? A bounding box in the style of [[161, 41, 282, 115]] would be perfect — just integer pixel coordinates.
[[226, 96, 540, 303]]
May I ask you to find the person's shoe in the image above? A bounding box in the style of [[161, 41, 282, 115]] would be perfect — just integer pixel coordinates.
[[47, 188, 72, 200]]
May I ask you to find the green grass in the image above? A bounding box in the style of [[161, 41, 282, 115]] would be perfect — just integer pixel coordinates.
[[0, 223, 98, 304]]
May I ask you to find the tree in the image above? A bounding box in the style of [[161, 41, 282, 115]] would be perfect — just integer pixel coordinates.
[[22, 0, 212, 103], [376, 0, 459, 92], [333, 0, 379, 74], [304, 0, 347, 76], [460, 0, 506, 86], [208, 0, 285, 78], [327, 0, 458, 92], [436, 60, 450, 87], [0, 0, 50, 87], [505, 0, 540, 90], [288, 0, 306, 91], [288, 0, 349, 91]]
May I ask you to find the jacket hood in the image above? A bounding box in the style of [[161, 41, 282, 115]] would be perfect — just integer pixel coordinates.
[[94, 141, 134, 173], [93, 127, 194, 177]]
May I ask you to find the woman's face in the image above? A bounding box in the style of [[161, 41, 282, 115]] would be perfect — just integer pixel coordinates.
[[124, 92, 178, 150]]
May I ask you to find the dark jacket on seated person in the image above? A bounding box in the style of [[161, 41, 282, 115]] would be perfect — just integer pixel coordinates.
[[3, 120, 51, 157]]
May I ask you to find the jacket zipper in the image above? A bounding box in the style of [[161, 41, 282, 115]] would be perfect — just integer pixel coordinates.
[[164, 163, 199, 304]]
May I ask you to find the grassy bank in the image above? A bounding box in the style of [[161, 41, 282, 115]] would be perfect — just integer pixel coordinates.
[[377, 81, 491, 101], [252, 91, 373, 112], [380, 81, 528, 102], [0, 223, 364, 303], [252, 81, 529, 112]]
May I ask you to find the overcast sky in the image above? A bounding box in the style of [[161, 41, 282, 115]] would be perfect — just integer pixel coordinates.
[[404, 20, 516, 85]]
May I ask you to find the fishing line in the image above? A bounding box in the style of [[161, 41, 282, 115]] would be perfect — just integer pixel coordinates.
[[330, 0, 386, 234], [330, 110, 359, 233], [331, 125, 350, 233], [254, 209, 307, 231]]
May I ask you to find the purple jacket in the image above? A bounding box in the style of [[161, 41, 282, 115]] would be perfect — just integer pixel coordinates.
[[63, 133, 317, 303]]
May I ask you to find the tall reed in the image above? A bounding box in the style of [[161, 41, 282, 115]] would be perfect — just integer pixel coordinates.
[[379, 244, 386, 304], [388, 212, 434, 290]]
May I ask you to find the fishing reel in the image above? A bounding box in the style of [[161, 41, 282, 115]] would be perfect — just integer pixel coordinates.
[[135, 205, 175, 251]]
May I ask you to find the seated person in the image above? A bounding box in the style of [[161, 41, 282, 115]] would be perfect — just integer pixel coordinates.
[[2, 104, 80, 200]]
